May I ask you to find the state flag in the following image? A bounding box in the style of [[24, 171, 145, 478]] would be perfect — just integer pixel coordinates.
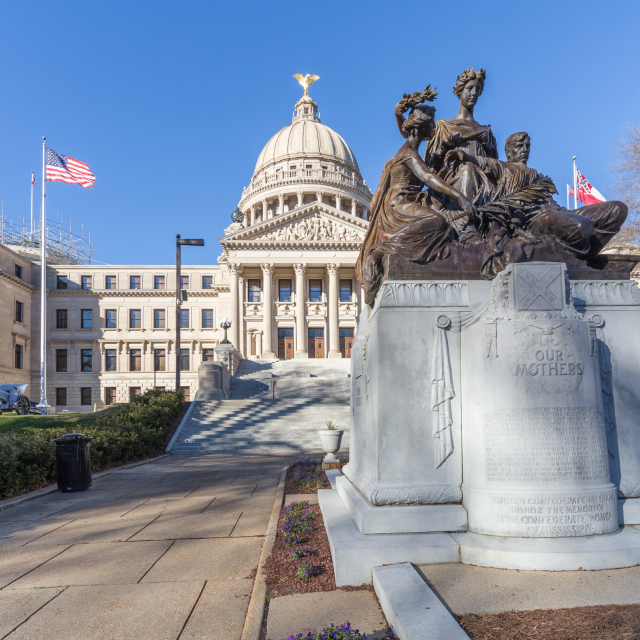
[[576, 169, 606, 205]]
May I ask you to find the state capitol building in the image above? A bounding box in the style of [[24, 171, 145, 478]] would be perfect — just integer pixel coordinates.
[[0, 85, 373, 412]]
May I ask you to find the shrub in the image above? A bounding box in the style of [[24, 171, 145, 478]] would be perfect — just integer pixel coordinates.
[[0, 390, 182, 499]]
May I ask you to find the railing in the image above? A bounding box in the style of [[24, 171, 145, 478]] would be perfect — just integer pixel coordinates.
[[239, 167, 372, 206]]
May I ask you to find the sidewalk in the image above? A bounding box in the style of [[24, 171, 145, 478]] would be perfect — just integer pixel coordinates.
[[0, 454, 292, 640]]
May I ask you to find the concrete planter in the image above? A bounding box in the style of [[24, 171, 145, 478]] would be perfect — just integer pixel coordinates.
[[318, 429, 343, 463]]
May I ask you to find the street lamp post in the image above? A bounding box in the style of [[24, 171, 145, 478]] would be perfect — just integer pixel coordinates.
[[175, 234, 204, 398], [220, 317, 232, 344]]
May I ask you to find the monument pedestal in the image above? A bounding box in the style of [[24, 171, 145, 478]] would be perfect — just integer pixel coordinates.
[[322, 263, 640, 585]]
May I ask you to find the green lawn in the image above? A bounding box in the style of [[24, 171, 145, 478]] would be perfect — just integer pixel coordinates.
[[0, 408, 117, 434]]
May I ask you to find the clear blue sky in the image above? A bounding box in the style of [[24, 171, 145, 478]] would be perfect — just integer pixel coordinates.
[[1, 1, 638, 265]]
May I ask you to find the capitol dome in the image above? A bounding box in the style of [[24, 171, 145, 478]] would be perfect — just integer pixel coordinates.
[[236, 90, 372, 227], [253, 96, 360, 177]]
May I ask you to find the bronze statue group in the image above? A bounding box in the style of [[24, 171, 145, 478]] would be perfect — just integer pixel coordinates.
[[356, 68, 628, 304]]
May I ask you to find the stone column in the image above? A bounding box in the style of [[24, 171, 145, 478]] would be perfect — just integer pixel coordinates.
[[250, 205, 256, 226], [327, 263, 341, 358], [228, 263, 241, 349], [296, 191, 304, 209], [261, 262, 275, 358], [316, 191, 323, 205], [363, 208, 369, 221], [294, 263, 308, 358], [262, 200, 267, 222], [278, 194, 285, 216], [351, 199, 357, 216], [335, 195, 342, 212], [243, 211, 249, 228]]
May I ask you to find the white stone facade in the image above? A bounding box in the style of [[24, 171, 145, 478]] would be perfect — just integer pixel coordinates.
[[0, 87, 372, 411]]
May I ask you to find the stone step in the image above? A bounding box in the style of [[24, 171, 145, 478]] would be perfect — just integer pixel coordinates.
[[170, 357, 351, 455]]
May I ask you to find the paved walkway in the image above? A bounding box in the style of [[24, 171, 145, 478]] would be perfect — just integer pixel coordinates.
[[0, 454, 292, 640]]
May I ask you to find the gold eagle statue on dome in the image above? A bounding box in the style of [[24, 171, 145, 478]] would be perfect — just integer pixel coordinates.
[[293, 73, 320, 96]]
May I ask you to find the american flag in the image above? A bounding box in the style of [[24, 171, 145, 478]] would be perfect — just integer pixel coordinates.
[[46, 148, 96, 188]]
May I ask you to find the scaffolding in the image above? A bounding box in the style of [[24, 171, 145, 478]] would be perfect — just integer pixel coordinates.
[[0, 212, 92, 265]]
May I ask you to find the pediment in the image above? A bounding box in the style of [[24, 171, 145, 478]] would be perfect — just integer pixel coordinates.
[[220, 203, 368, 248]]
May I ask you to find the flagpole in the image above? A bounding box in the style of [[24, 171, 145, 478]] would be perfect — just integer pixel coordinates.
[[30, 172, 34, 236], [572, 156, 578, 210], [37, 138, 49, 414], [566, 183, 570, 210]]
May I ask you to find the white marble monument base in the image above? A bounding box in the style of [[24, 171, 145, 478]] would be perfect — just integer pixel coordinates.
[[318, 489, 459, 586], [336, 475, 467, 535], [619, 498, 640, 525], [321, 486, 640, 583], [452, 527, 640, 571]]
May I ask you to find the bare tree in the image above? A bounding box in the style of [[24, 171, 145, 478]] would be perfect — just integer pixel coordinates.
[[610, 126, 640, 243]]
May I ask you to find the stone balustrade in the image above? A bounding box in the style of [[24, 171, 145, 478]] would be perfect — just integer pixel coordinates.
[[239, 168, 371, 208]]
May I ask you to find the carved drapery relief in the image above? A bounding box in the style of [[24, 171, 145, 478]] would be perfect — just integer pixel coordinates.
[[431, 315, 455, 469], [256, 214, 365, 243]]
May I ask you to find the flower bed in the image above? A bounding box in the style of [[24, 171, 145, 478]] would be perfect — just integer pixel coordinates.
[[264, 501, 334, 598], [0, 390, 183, 499], [284, 459, 333, 495], [289, 622, 369, 640]]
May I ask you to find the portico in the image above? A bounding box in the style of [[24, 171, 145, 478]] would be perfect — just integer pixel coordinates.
[[220, 82, 372, 359]]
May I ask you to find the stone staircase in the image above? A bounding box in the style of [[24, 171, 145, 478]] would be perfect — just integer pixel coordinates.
[[169, 358, 351, 454]]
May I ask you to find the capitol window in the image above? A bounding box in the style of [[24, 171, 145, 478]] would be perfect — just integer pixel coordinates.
[[154, 276, 165, 290], [202, 276, 213, 289], [309, 280, 322, 302], [130, 309, 141, 329], [105, 349, 117, 371], [105, 309, 117, 328], [248, 280, 262, 302], [106, 276, 117, 289], [202, 309, 214, 329], [340, 280, 352, 302], [154, 309, 165, 329], [130, 276, 141, 290], [279, 280, 291, 302]]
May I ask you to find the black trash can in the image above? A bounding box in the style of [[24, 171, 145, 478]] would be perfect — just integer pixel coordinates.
[[55, 433, 92, 492]]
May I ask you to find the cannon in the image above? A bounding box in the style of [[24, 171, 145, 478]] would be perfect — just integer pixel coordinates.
[[0, 384, 33, 415]]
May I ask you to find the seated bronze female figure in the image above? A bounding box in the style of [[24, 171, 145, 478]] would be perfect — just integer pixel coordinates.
[[356, 91, 477, 304]]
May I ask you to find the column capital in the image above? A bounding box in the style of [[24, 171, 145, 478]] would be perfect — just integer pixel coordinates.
[[293, 263, 307, 276], [250, 204, 256, 212], [316, 191, 323, 203], [326, 263, 340, 276], [260, 262, 274, 275], [228, 262, 242, 276], [278, 194, 285, 202]]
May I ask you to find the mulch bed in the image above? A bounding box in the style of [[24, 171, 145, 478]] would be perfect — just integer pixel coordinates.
[[264, 503, 336, 599], [458, 604, 640, 639]]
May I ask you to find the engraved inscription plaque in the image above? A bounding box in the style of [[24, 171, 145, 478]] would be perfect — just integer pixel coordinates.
[[461, 263, 619, 538]]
